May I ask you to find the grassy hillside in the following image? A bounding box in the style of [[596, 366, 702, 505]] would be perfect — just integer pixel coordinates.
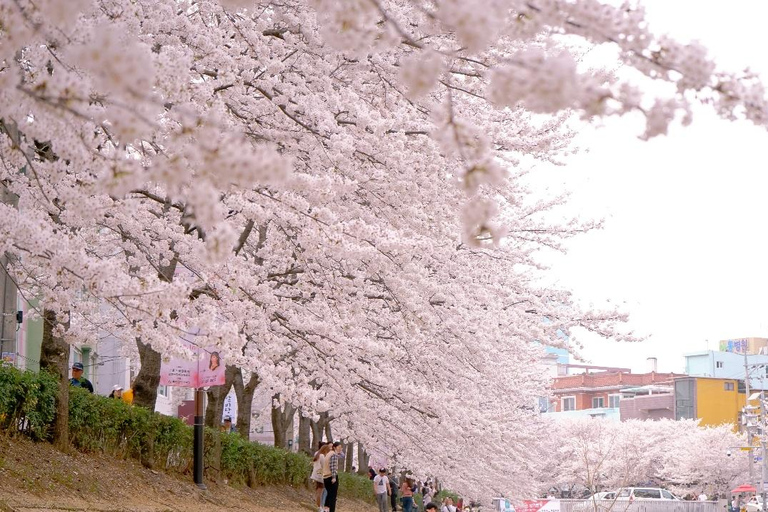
[[0, 436, 375, 511]]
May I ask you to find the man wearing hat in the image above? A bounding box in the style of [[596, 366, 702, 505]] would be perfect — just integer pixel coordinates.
[[69, 362, 94, 393], [373, 468, 391, 512]]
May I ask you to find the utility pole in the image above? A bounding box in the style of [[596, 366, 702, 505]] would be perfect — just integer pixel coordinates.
[[746, 351, 755, 485], [761, 375, 767, 512]]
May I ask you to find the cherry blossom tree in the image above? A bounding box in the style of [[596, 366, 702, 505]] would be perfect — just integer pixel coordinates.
[[1, 0, 767, 500], [539, 418, 750, 500]]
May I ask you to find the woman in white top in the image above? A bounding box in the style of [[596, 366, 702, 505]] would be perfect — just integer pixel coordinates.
[[441, 496, 457, 512], [312, 443, 332, 512]]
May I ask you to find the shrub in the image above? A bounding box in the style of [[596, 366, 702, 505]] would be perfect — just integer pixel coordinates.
[[339, 472, 376, 503], [68, 387, 191, 469], [0, 365, 57, 440], [285, 450, 311, 486], [217, 433, 313, 486]]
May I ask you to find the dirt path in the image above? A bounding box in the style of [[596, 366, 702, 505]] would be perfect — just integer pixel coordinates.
[[0, 437, 375, 512]]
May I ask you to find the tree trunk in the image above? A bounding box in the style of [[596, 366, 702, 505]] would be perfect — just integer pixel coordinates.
[[357, 444, 369, 475], [298, 411, 312, 455], [204, 387, 222, 429], [271, 395, 296, 449], [310, 411, 333, 449], [202, 366, 236, 483], [323, 414, 333, 443], [310, 419, 322, 450], [232, 369, 260, 439], [344, 442, 354, 472], [204, 365, 238, 428], [132, 254, 178, 410], [40, 309, 70, 451], [132, 339, 162, 410]]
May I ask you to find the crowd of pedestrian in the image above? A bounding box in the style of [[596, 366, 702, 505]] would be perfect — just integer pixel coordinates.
[[70, 361, 135, 405], [365, 467, 470, 512], [310, 449, 475, 512]]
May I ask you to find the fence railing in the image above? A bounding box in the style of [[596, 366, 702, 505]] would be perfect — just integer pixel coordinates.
[[558, 499, 721, 512]]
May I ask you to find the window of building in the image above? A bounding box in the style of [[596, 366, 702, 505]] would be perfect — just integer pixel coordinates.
[[716, 361, 724, 369], [609, 394, 621, 408], [562, 397, 576, 411], [724, 382, 734, 391], [675, 379, 695, 420], [157, 385, 168, 397], [538, 397, 556, 413], [592, 397, 605, 408]]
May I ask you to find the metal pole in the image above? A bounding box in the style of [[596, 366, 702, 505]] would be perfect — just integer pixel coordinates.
[[747, 352, 755, 486], [194, 387, 206, 489], [762, 438, 767, 511], [762, 385, 767, 512]]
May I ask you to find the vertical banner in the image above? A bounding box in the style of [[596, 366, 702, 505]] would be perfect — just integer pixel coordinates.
[[198, 350, 225, 387], [222, 389, 237, 424]]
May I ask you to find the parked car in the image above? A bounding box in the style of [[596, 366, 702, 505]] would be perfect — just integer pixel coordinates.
[[746, 496, 763, 512], [574, 492, 619, 511], [615, 488, 679, 500]]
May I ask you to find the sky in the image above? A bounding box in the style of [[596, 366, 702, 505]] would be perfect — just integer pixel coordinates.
[[538, 0, 768, 373]]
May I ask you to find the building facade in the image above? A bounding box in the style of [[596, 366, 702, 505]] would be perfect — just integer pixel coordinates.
[[685, 350, 768, 389], [674, 376, 752, 427], [548, 370, 680, 420], [618, 385, 675, 421]]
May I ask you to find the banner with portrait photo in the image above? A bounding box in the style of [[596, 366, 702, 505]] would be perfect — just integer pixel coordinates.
[[160, 343, 225, 388]]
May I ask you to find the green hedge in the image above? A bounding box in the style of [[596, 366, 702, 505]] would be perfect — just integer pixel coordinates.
[[217, 431, 310, 486], [0, 364, 374, 502], [68, 387, 193, 470], [0, 365, 57, 440], [339, 471, 375, 502]]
